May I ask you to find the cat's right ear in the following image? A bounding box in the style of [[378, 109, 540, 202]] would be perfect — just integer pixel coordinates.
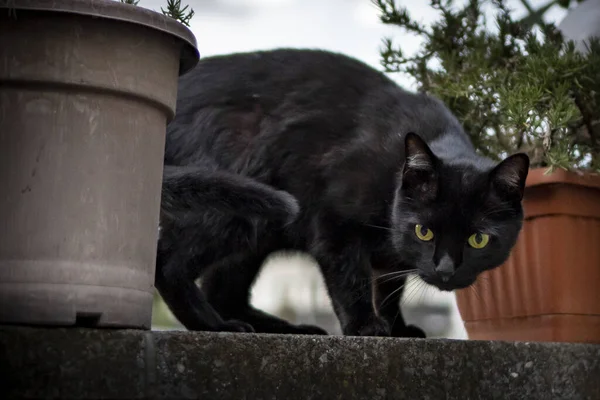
[[400, 132, 438, 201], [489, 153, 530, 201]]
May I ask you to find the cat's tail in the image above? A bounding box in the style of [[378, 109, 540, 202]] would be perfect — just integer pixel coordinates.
[[161, 164, 300, 226]]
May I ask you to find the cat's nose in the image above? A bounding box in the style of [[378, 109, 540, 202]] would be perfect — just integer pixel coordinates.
[[435, 255, 455, 282]]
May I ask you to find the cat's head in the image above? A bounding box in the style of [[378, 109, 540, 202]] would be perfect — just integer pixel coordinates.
[[391, 132, 529, 291]]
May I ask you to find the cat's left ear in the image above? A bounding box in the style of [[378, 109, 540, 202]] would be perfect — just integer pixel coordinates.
[[401, 132, 438, 201], [489, 153, 530, 200]]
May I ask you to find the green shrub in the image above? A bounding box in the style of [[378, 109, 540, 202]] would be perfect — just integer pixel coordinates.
[[373, 0, 600, 172]]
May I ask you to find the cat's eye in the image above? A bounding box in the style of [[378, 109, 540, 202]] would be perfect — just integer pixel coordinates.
[[468, 233, 490, 249], [415, 224, 434, 241]]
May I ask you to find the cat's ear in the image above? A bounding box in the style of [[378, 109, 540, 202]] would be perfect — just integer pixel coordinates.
[[489, 153, 530, 200], [401, 132, 438, 201]]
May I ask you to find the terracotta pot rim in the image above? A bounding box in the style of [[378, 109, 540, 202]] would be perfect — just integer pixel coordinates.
[[526, 167, 600, 190], [0, 0, 200, 75], [461, 312, 600, 323]]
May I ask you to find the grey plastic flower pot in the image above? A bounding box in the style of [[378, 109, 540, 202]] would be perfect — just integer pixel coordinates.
[[0, 0, 198, 328]]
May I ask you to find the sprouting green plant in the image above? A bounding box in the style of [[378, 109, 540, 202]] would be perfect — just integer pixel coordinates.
[[119, 0, 194, 27], [161, 0, 195, 27]]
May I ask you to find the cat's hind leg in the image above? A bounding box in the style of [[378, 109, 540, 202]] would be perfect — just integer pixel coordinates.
[[155, 243, 254, 332], [158, 163, 324, 334], [202, 249, 328, 335]]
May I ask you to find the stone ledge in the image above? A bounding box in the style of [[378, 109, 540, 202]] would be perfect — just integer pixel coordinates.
[[1, 327, 599, 399]]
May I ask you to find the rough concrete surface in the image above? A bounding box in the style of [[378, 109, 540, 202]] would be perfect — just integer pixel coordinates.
[[1, 327, 599, 399]]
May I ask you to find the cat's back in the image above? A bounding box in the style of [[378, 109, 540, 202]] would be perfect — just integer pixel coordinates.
[[166, 48, 468, 174], [177, 48, 393, 104], [166, 48, 400, 165]]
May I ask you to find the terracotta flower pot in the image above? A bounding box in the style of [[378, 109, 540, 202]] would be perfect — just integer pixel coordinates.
[[455, 168, 600, 343], [0, 0, 198, 328]]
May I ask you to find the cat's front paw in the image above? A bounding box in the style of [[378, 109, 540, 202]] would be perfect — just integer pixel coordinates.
[[345, 317, 391, 337], [294, 324, 329, 335], [216, 319, 255, 333], [391, 324, 426, 338]]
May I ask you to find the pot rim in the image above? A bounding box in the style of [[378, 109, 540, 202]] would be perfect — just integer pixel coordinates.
[[0, 0, 199, 75], [526, 167, 600, 191]]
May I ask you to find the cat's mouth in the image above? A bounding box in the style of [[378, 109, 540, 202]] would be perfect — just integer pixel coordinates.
[[418, 274, 475, 291]]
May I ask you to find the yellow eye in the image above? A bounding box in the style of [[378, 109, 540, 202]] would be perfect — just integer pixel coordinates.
[[415, 224, 434, 241], [468, 233, 490, 249]]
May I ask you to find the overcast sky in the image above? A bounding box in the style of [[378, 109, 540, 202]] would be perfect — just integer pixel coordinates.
[[141, 0, 569, 89]]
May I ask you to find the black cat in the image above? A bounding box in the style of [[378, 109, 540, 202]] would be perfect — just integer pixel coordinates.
[[161, 48, 529, 337]]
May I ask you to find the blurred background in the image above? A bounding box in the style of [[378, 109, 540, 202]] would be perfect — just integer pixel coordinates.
[[149, 0, 570, 337]]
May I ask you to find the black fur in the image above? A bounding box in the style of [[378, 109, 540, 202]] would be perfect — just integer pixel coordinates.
[[161, 48, 529, 337], [158, 159, 318, 333], [161, 163, 299, 225]]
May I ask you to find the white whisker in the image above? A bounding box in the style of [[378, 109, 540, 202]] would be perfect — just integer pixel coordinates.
[[379, 282, 408, 309], [364, 223, 392, 231], [375, 269, 418, 279]]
